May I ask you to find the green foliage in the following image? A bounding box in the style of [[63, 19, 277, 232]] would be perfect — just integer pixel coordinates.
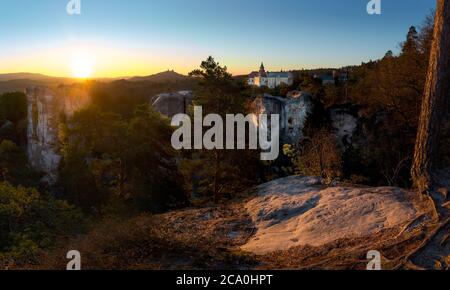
[[0, 182, 84, 260], [0, 92, 27, 124], [124, 105, 187, 211], [0, 139, 19, 155], [189, 56, 247, 114], [0, 92, 28, 146], [184, 56, 261, 202], [59, 105, 187, 213], [0, 92, 40, 187], [0, 140, 41, 186]]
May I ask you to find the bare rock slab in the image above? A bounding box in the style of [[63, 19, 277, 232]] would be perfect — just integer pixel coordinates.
[[241, 176, 424, 255]]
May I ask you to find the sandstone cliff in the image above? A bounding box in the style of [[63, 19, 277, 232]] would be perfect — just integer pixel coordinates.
[[26, 86, 89, 183]]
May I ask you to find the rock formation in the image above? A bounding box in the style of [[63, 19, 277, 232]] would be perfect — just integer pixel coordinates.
[[251, 91, 314, 144], [152, 91, 194, 118], [328, 104, 360, 151], [26, 86, 89, 184], [241, 175, 430, 255], [152, 90, 365, 154]]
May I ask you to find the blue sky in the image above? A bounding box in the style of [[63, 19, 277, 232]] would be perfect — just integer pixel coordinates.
[[0, 0, 436, 77]]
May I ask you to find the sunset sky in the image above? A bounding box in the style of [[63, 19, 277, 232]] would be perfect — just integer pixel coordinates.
[[0, 0, 436, 78]]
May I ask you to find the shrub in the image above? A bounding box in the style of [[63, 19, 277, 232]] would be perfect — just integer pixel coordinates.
[[0, 140, 41, 186], [0, 182, 84, 261], [283, 129, 343, 181]]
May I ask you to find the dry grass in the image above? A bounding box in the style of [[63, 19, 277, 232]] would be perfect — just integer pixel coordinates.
[[19, 202, 258, 270]]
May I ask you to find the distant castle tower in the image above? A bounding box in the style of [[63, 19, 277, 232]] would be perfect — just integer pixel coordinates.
[[248, 62, 293, 89], [259, 63, 267, 77]]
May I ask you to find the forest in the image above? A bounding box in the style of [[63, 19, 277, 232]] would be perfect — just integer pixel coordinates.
[[0, 9, 448, 270]]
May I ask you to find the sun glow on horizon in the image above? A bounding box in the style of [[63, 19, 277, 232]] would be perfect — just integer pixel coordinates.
[[0, 40, 268, 78], [72, 57, 93, 79]]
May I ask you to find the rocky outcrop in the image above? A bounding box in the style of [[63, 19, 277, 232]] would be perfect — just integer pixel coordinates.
[[251, 91, 314, 144], [150, 90, 372, 168], [328, 105, 360, 151], [241, 176, 430, 255], [251, 94, 368, 153], [152, 91, 194, 118], [26, 86, 89, 184]]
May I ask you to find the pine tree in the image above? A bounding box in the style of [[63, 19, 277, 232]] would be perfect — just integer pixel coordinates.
[[187, 57, 258, 203]]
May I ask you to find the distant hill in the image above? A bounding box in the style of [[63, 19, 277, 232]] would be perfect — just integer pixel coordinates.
[[0, 73, 83, 93], [0, 73, 71, 82], [128, 71, 191, 82], [0, 71, 194, 94]]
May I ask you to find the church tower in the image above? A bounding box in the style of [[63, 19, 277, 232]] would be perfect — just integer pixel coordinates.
[[259, 62, 267, 77], [257, 62, 268, 86], [259, 62, 265, 74]]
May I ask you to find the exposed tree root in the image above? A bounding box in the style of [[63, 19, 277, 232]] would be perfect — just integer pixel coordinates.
[[425, 192, 441, 220], [392, 217, 450, 269], [392, 180, 450, 269], [440, 233, 449, 246], [404, 260, 427, 270], [393, 213, 429, 240]]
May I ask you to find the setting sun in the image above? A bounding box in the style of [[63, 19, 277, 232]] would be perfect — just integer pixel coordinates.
[[72, 58, 93, 79]]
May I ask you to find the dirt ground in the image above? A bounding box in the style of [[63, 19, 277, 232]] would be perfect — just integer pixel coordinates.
[[4, 173, 449, 270]]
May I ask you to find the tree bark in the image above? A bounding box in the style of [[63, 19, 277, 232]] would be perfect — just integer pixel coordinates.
[[412, 0, 450, 193]]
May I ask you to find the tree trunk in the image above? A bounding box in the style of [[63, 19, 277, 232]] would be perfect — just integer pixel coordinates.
[[411, 0, 450, 193]]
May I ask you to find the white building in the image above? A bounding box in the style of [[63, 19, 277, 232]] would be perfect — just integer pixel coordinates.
[[248, 63, 293, 89]]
